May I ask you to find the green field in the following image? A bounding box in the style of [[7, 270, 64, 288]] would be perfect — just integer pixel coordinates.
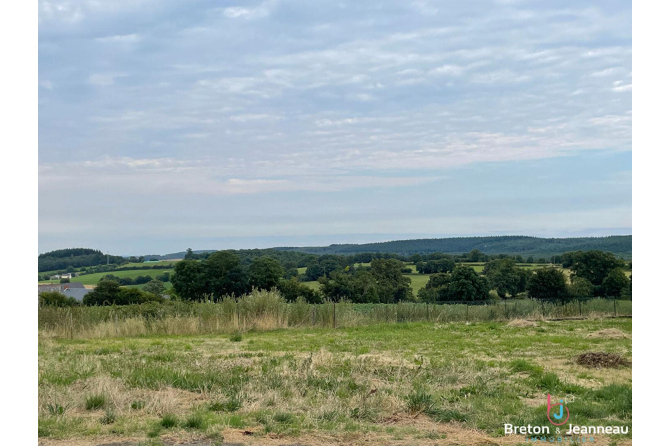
[[39, 268, 173, 286], [38, 318, 632, 445]]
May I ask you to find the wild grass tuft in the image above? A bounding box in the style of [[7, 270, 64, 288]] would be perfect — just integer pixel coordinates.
[[85, 394, 106, 411], [406, 391, 434, 414], [159, 413, 179, 428]]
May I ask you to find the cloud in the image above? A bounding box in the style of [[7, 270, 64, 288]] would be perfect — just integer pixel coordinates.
[[38, 0, 631, 251], [87, 73, 125, 86], [95, 33, 141, 43]]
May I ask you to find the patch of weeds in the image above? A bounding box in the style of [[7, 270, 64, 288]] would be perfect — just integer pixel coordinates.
[[131, 400, 146, 410], [184, 413, 206, 429], [100, 409, 116, 425], [160, 413, 179, 428], [406, 391, 434, 414], [427, 407, 468, 422], [590, 384, 632, 419], [509, 359, 543, 377], [229, 333, 243, 342], [46, 403, 67, 415], [85, 394, 106, 410], [227, 414, 246, 428], [209, 395, 243, 412], [272, 412, 296, 424]]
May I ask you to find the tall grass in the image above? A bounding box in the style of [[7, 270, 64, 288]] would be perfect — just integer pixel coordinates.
[[38, 289, 631, 339]]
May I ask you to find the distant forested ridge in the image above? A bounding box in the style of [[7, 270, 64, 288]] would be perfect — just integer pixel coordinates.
[[274, 236, 632, 258], [38, 248, 125, 272]]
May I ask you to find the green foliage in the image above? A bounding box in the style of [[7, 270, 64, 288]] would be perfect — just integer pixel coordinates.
[[277, 279, 322, 303], [527, 268, 568, 300], [569, 250, 626, 287], [39, 291, 80, 307], [38, 248, 125, 272], [100, 409, 116, 425], [85, 394, 106, 410], [418, 266, 490, 302], [569, 276, 594, 298], [406, 391, 434, 414], [483, 258, 530, 298], [130, 400, 145, 410], [83, 280, 162, 306], [160, 413, 179, 428], [209, 396, 243, 412], [229, 333, 243, 342], [143, 279, 166, 298], [319, 259, 411, 303], [249, 257, 285, 290], [602, 268, 631, 298], [183, 413, 206, 429]]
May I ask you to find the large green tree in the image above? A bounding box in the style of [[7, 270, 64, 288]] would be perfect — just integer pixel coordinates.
[[569, 250, 626, 287], [601, 268, 631, 298], [483, 258, 530, 298], [527, 268, 568, 300], [249, 257, 285, 290], [370, 259, 412, 303], [171, 260, 207, 300]]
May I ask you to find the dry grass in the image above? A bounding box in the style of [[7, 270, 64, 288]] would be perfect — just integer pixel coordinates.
[[39, 319, 632, 445], [507, 319, 537, 327], [586, 328, 630, 339]]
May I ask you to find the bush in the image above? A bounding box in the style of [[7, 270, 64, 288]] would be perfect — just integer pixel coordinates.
[[39, 291, 79, 307]]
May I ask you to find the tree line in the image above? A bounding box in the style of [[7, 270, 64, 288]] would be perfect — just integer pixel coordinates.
[[39, 248, 631, 306]]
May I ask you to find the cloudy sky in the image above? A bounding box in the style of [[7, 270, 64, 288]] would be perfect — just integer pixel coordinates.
[[38, 0, 631, 255]]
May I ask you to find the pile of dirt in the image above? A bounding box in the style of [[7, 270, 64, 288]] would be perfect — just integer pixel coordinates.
[[586, 328, 630, 339], [507, 319, 537, 328], [576, 352, 631, 368]]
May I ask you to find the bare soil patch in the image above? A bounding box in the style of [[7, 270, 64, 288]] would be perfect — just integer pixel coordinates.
[[576, 352, 631, 369]]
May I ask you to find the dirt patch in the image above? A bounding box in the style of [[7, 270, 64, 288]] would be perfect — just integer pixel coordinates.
[[586, 328, 630, 339], [576, 352, 631, 369], [507, 319, 537, 328]]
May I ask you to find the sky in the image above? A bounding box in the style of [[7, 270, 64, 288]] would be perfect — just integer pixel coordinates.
[[38, 0, 632, 256]]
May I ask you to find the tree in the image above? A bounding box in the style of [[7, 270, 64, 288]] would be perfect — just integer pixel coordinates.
[[83, 280, 122, 305], [418, 266, 489, 302], [527, 268, 568, 300], [601, 268, 630, 298], [483, 258, 530, 298], [568, 276, 594, 298], [370, 259, 412, 303], [304, 264, 325, 281], [320, 270, 380, 303], [171, 260, 207, 301], [569, 251, 626, 287], [184, 248, 195, 260], [277, 279, 322, 303], [442, 266, 490, 301], [249, 257, 285, 290], [143, 279, 166, 298], [115, 288, 162, 305], [204, 251, 250, 298]]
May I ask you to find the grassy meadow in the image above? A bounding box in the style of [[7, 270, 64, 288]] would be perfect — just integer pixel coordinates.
[[39, 268, 174, 287], [38, 318, 632, 445]]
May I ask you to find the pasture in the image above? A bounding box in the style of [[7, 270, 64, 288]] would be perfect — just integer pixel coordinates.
[[38, 269, 173, 286], [38, 317, 632, 445]]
